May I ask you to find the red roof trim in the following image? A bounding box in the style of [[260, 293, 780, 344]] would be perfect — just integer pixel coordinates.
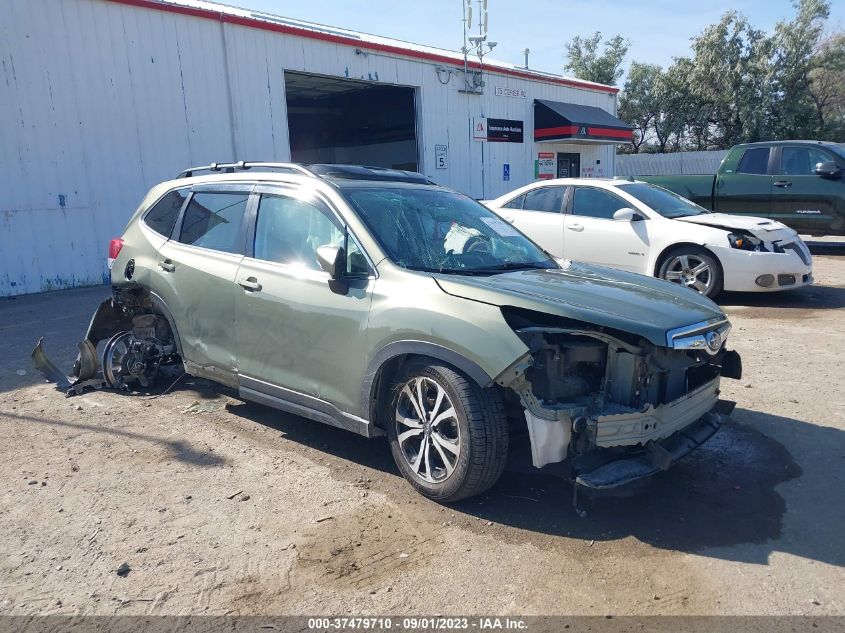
[[103, 0, 619, 95]]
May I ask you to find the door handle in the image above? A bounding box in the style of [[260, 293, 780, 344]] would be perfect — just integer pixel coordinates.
[[158, 259, 175, 272], [237, 277, 262, 292], [567, 223, 584, 232], [773, 180, 793, 188]]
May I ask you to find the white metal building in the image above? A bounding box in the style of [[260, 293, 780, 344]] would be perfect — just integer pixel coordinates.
[[0, 0, 631, 296]]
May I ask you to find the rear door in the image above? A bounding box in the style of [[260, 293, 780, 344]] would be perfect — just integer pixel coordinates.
[[714, 146, 774, 217], [234, 184, 375, 415], [497, 186, 566, 256], [150, 184, 251, 387], [563, 185, 650, 273], [770, 145, 841, 234]]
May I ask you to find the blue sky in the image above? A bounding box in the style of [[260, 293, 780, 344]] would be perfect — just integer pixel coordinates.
[[223, 0, 844, 81]]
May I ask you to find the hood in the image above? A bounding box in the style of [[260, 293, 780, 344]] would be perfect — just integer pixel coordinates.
[[434, 262, 725, 347], [675, 213, 797, 242]]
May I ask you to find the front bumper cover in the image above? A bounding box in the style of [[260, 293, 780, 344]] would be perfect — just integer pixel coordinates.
[[574, 399, 736, 489]]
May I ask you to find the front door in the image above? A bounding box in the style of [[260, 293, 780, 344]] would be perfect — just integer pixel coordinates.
[[770, 145, 842, 234], [234, 185, 374, 414], [150, 185, 252, 387], [563, 185, 650, 273], [557, 152, 580, 178]]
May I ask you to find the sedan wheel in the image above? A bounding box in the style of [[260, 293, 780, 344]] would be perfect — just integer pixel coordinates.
[[659, 248, 722, 298]]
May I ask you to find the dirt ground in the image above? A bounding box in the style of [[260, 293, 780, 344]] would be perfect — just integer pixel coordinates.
[[0, 253, 843, 617]]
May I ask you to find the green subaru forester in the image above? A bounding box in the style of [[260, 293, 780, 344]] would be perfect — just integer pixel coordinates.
[[34, 163, 741, 503]]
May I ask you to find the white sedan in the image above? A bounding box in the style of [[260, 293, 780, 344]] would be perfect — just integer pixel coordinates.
[[483, 178, 813, 298]]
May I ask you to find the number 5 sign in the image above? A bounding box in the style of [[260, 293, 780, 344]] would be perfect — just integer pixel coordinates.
[[435, 144, 448, 169]]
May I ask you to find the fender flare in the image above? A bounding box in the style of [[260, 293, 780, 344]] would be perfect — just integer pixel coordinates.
[[361, 340, 495, 421], [148, 291, 185, 359]]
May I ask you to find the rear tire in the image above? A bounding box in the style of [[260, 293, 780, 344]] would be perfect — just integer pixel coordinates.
[[658, 246, 722, 299], [386, 360, 508, 502]]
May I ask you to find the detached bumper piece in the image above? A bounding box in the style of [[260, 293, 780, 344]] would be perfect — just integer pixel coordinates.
[[574, 399, 736, 490]]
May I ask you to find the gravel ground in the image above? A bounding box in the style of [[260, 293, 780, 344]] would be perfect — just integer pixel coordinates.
[[0, 255, 843, 616]]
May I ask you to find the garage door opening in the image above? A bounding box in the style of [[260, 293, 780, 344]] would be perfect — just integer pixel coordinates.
[[284, 71, 419, 171]]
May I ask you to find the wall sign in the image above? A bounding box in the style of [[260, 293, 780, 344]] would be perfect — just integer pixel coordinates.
[[472, 117, 524, 143], [503, 163, 510, 181], [435, 144, 448, 169], [495, 87, 527, 99], [536, 152, 555, 179]]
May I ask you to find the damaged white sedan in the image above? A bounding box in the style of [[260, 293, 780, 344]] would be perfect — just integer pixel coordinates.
[[484, 179, 813, 298]]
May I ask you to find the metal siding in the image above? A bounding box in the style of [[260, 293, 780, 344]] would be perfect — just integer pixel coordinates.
[[1, 0, 622, 296], [616, 150, 729, 177]]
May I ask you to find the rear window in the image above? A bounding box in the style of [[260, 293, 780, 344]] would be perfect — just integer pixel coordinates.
[[143, 189, 187, 237], [736, 148, 770, 175], [178, 191, 248, 254], [502, 193, 525, 209], [523, 187, 565, 213]]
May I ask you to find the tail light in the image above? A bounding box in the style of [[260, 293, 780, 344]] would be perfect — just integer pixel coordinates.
[[108, 238, 124, 270]]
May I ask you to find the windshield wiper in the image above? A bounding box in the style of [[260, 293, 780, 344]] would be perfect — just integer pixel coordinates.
[[469, 261, 554, 274]]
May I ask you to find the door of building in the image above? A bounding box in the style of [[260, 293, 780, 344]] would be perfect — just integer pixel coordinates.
[[557, 153, 580, 178]]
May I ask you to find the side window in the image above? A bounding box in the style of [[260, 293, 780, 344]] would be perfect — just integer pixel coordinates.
[[253, 193, 344, 271], [522, 187, 565, 213], [781, 147, 835, 175], [143, 189, 187, 237], [736, 148, 770, 175], [502, 193, 525, 209], [178, 191, 249, 254], [571, 187, 628, 220]]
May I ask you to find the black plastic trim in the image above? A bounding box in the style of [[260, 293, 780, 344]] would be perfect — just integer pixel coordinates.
[[361, 340, 495, 421], [239, 374, 381, 438]]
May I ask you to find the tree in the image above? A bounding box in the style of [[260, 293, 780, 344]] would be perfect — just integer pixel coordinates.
[[807, 33, 845, 140], [684, 10, 773, 148], [564, 32, 629, 86], [618, 62, 662, 153]]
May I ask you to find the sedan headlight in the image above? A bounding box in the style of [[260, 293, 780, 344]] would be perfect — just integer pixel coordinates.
[[728, 232, 763, 251]]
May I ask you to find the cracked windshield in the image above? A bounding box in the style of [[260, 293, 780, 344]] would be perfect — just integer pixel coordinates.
[[344, 187, 557, 274]]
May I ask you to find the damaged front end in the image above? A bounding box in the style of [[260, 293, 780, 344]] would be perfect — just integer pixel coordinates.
[[497, 307, 742, 491], [32, 287, 180, 395]]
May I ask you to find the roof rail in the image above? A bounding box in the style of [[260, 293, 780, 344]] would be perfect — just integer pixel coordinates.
[[177, 161, 314, 179]]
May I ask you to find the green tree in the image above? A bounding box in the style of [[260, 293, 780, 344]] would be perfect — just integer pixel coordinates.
[[564, 32, 629, 86], [618, 62, 662, 153], [685, 10, 773, 148], [808, 33, 845, 140], [654, 59, 697, 152]]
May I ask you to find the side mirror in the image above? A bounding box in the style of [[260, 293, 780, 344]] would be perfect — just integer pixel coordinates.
[[316, 244, 345, 279], [815, 161, 842, 178], [613, 207, 643, 221]]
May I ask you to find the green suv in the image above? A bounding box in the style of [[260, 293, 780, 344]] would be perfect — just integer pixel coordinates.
[[34, 163, 741, 503]]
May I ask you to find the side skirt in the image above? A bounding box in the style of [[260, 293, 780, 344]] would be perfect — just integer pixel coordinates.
[[238, 375, 383, 439]]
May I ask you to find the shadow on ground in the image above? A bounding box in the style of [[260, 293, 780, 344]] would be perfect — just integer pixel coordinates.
[[719, 282, 845, 311], [226, 399, 844, 569], [0, 409, 227, 468]]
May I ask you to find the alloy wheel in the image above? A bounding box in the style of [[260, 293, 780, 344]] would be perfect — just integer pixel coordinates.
[[663, 253, 714, 295], [394, 376, 462, 483]]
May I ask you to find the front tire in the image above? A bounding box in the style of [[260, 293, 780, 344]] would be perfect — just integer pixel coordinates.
[[386, 360, 508, 502], [658, 246, 722, 299]]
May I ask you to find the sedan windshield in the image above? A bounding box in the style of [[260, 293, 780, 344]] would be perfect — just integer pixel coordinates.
[[343, 187, 557, 274], [618, 182, 710, 218], [831, 144, 845, 161]]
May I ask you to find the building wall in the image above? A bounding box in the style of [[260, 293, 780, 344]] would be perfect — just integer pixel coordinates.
[[0, 0, 619, 296]]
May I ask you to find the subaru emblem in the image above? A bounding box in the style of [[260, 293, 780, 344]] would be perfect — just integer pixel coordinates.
[[705, 331, 722, 353]]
